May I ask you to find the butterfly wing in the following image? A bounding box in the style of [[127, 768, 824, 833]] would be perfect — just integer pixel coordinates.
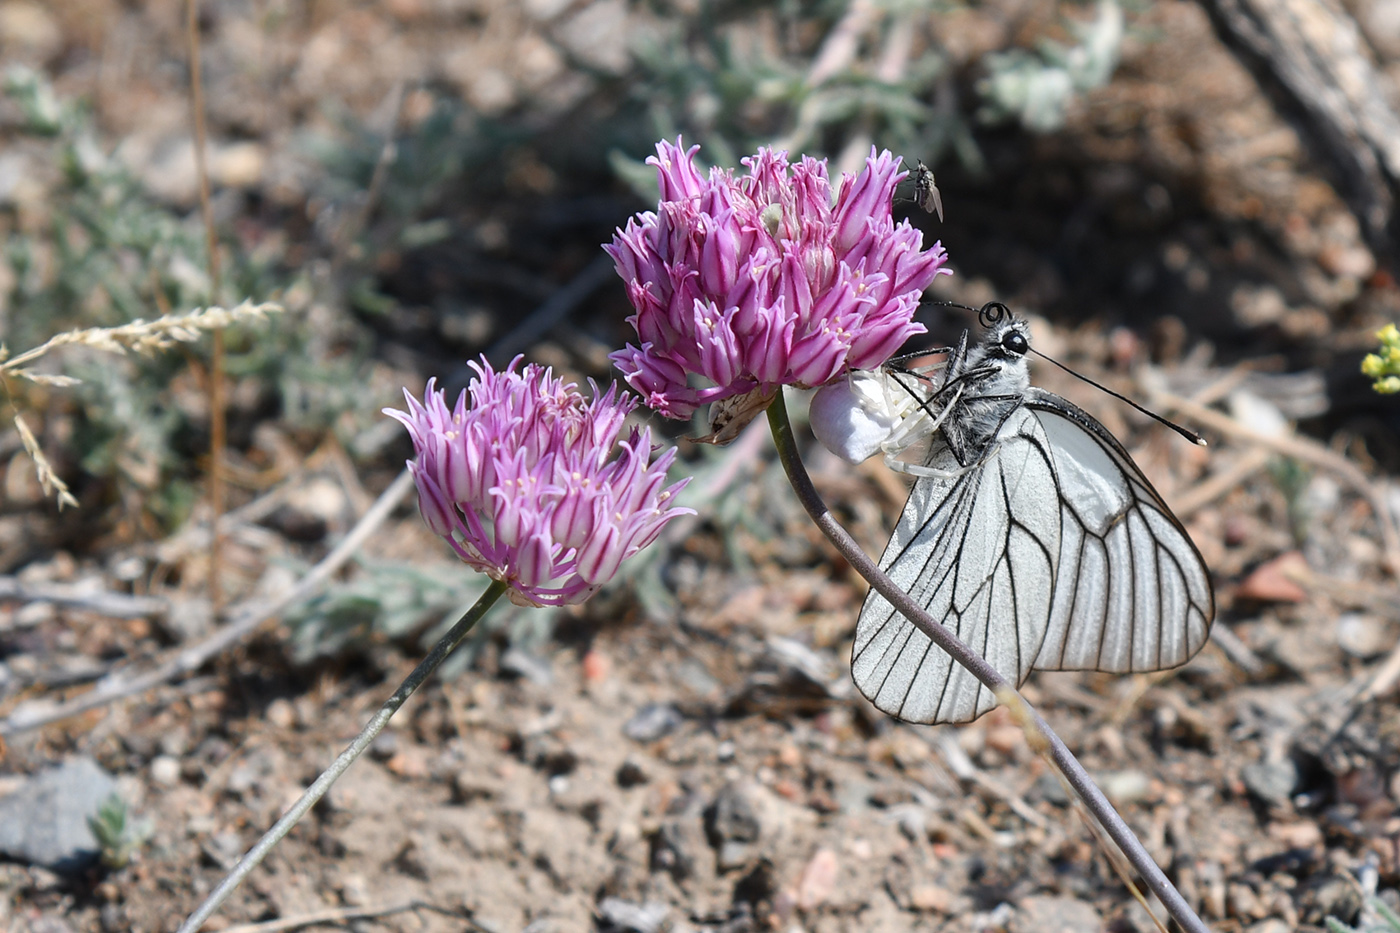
[[851, 405, 1061, 723], [851, 390, 1215, 725], [1025, 389, 1214, 674]]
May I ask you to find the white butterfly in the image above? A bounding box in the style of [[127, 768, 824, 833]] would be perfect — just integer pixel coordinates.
[[813, 311, 1215, 724]]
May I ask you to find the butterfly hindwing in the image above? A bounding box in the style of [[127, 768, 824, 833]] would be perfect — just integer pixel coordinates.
[[852, 381, 1214, 725]]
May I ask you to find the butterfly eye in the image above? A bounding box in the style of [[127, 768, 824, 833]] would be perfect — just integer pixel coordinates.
[[1003, 332, 1029, 355]]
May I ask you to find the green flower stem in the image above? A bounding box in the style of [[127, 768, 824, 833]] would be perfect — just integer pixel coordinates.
[[765, 390, 1210, 933], [177, 578, 509, 933]]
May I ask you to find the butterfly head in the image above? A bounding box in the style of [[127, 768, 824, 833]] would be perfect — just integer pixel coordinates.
[[962, 317, 1032, 395]]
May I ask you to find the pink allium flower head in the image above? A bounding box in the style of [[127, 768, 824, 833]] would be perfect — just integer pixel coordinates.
[[385, 358, 694, 606], [606, 138, 953, 420]]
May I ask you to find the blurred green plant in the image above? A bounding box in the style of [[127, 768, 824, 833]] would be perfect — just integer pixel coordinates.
[[87, 793, 153, 870], [1361, 323, 1400, 394], [615, 0, 1128, 190], [1267, 457, 1313, 547], [978, 0, 1124, 131], [2, 67, 261, 521], [285, 557, 494, 666], [619, 0, 972, 179], [300, 92, 527, 321]]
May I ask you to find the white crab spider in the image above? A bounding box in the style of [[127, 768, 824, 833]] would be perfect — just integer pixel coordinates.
[[810, 348, 970, 481]]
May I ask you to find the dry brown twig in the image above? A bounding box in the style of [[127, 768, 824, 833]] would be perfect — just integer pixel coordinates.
[[0, 468, 414, 737], [185, 0, 229, 613], [1151, 387, 1400, 574], [216, 900, 488, 933]]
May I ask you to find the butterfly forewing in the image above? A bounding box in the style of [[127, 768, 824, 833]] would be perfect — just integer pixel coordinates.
[[851, 329, 1215, 725], [853, 407, 1060, 723]]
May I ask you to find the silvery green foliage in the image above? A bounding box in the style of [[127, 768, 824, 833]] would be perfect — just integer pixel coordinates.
[[87, 793, 153, 870], [621, 0, 972, 180], [286, 559, 493, 664], [978, 0, 1125, 132]]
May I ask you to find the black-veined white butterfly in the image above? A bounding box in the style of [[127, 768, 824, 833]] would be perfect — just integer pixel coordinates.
[[811, 306, 1215, 724]]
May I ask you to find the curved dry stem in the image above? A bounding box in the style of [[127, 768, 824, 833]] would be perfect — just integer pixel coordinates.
[[765, 389, 1209, 933], [176, 578, 509, 933]]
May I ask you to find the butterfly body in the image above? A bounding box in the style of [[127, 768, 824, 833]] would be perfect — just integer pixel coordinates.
[[852, 317, 1215, 723]]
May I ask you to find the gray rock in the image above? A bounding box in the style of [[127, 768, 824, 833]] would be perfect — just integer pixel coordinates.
[[499, 647, 554, 686], [1241, 758, 1298, 808], [1300, 873, 1364, 926], [706, 781, 762, 871], [707, 782, 761, 845], [623, 703, 683, 742], [0, 757, 117, 871], [650, 818, 698, 881], [597, 897, 669, 933], [1010, 894, 1101, 933]]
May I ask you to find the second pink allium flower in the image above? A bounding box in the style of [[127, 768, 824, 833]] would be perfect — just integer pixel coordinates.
[[387, 358, 693, 606], [607, 139, 952, 420]]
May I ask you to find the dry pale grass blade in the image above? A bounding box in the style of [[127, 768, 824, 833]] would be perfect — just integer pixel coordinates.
[[13, 415, 79, 510], [0, 301, 282, 381]]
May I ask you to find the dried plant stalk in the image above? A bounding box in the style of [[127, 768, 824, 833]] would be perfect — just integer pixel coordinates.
[[13, 415, 79, 510], [0, 301, 282, 381]]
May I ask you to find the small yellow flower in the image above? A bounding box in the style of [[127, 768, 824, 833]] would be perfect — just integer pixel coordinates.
[[1363, 323, 1400, 393]]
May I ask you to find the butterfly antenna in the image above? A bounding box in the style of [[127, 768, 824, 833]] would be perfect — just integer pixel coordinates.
[[1029, 348, 1207, 446], [925, 300, 1013, 329]]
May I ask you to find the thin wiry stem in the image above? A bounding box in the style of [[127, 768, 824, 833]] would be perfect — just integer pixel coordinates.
[[764, 389, 1210, 933], [185, 0, 227, 614], [176, 579, 509, 933]]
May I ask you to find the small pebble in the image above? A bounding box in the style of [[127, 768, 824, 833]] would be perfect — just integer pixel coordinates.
[[1243, 920, 1291, 933], [385, 749, 430, 779], [796, 847, 839, 910], [616, 759, 648, 788], [369, 732, 398, 761], [149, 756, 181, 787], [581, 648, 610, 682], [1241, 758, 1298, 809], [1335, 613, 1390, 659], [909, 884, 952, 913], [623, 703, 683, 743], [14, 602, 55, 628], [1010, 894, 1101, 932], [596, 896, 669, 933], [1236, 552, 1309, 603], [1098, 769, 1152, 804], [265, 698, 296, 731]]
